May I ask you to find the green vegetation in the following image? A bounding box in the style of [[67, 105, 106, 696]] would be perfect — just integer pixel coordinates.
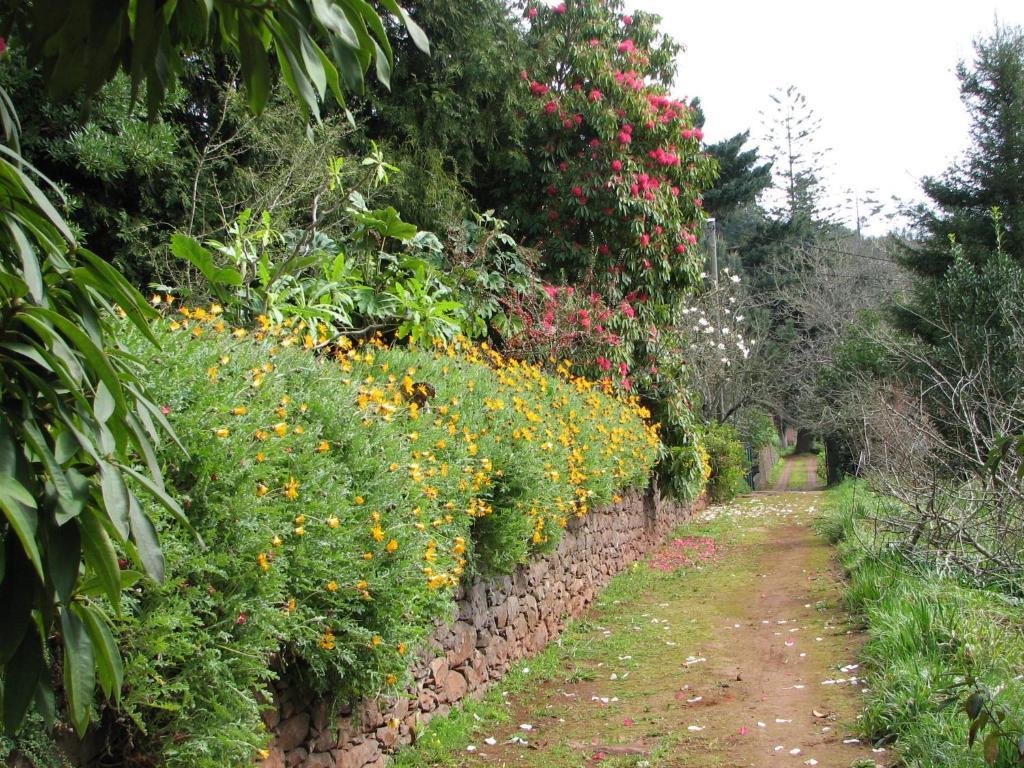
[[822, 482, 1024, 767], [701, 422, 749, 502]]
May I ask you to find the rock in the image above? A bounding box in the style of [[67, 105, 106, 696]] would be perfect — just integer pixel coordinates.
[[259, 747, 286, 768], [355, 700, 384, 730], [285, 747, 308, 767], [301, 753, 335, 768], [262, 708, 281, 731], [446, 622, 476, 667], [376, 724, 399, 749], [428, 657, 449, 687], [441, 670, 467, 703], [336, 740, 380, 768], [278, 713, 311, 752]]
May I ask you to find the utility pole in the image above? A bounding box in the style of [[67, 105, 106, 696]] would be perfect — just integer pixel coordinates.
[[705, 217, 725, 422], [707, 217, 718, 285]]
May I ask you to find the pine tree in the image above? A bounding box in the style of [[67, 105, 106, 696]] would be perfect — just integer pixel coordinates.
[[906, 24, 1024, 278]]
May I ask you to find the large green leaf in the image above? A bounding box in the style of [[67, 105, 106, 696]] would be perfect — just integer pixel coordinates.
[[2, 626, 43, 737], [0, 475, 42, 579], [169, 234, 243, 287], [60, 608, 96, 735], [73, 603, 123, 702]]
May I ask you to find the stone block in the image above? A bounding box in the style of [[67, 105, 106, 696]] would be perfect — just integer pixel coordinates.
[[278, 713, 310, 752]]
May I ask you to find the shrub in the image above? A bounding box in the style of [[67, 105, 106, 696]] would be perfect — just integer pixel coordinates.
[[736, 408, 779, 451], [94, 308, 660, 766], [702, 422, 749, 502]]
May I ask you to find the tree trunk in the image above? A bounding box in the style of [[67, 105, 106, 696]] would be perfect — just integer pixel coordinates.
[[795, 428, 815, 454]]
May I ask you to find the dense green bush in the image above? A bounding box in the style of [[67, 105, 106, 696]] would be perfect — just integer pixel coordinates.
[[702, 422, 749, 502], [52, 312, 659, 767], [822, 482, 1024, 767]]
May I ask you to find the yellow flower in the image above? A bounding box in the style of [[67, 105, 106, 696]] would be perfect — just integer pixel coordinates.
[[356, 580, 369, 590], [294, 525, 305, 536], [326, 516, 339, 529], [284, 477, 300, 501], [397, 643, 407, 656], [293, 425, 305, 435], [371, 523, 385, 542], [354, 495, 365, 505], [385, 539, 399, 553], [326, 580, 338, 592], [294, 514, 306, 525], [286, 597, 296, 612], [299, 402, 308, 413], [214, 428, 230, 438], [255, 429, 269, 441], [192, 325, 203, 338], [320, 629, 336, 650], [255, 451, 266, 463], [386, 674, 397, 685], [316, 441, 331, 453], [257, 553, 270, 572], [362, 552, 374, 560], [231, 406, 248, 416], [273, 422, 288, 437], [272, 535, 283, 547], [453, 537, 466, 555], [389, 462, 399, 472], [232, 328, 247, 338], [256, 483, 269, 497], [371, 635, 382, 647]]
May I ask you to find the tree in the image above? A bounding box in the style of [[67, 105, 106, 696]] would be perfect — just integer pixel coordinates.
[[905, 24, 1024, 280], [703, 130, 772, 221], [505, 0, 715, 386], [759, 85, 832, 224], [0, 0, 425, 737]]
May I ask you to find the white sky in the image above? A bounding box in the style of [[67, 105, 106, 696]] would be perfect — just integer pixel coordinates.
[[632, 0, 1024, 234]]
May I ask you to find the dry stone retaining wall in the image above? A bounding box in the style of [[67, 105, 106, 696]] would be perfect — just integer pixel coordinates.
[[260, 486, 700, 768]]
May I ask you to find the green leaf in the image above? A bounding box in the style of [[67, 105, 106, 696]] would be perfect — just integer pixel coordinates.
[[46, 519, 81, 605], [94, 380, 116, 425], [78, 569, 143, 600], [169, 234, 243, 287], [2, 626, 43, 736], [72, 603, 123, 702], [237, 14, 271, 114], [99, 461, 131, 539], [79, 506, 123, 609], [0, 475, 42, 579], [378, 0, 430, 54], [0, 541, 36, 665], [60, 607, 96, 735], [128, 493, 165, 583]]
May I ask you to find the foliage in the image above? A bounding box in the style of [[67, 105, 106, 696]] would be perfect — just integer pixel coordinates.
[[702, 130, 773, 221], [701, 422, 748, 502], [2, 0, 428, 120], [0, 86, 186, 737], [823, 482, 1024, 767], [904, 24, 1024, 282], [82, 313, 660, 766], [737, 408, 779, 451], [507, 0, 715, 389], [0, 0, 427, 740]]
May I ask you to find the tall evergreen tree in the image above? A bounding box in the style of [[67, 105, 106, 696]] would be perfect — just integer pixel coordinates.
[[703, 130, 773, 222], [905, 24, 1024, 278]]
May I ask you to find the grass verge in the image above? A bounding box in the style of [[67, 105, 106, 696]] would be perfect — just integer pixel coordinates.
[[820, 481, 1024, 768]]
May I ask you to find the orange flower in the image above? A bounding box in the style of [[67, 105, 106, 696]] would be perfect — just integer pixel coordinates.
[[231, 406, 248, 416], [273, 422, 288, 437], [214, 428, 230, 438], [371, 523, 385, 542], [316, 441, 331, 453], [257, 553, 270, 572], [284, 477, 300, 500], [326, 580, 338, 592], [385, 539, 399, 553]]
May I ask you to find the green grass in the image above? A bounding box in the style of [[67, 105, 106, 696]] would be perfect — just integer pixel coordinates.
[[766, 457, 785, 488], [821, 481, 1024, 768]]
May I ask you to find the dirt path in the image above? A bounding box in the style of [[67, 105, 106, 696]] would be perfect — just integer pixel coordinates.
[[398, 492, 885, 768], [772, 454, 821, 492]]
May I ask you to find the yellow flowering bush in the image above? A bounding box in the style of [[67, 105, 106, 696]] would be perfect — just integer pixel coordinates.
[[109, 306, 660, 766]]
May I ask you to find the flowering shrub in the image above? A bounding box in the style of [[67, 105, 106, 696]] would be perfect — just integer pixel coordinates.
[[702, 422, 750, 502], [103, 305, 659, 766], [508, 0, 716, 389]]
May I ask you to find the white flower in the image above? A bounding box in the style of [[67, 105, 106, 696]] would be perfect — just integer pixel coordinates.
[[698, 317, 709, 326], [735, 314, 745, 321], [730, 274, 740, 283]]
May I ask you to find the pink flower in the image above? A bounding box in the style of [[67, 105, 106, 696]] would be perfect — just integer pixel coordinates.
[[675, 244, 686, 254], [598, 243, 610, 255], [527, 6, 538, 18], [597, 357, 612, 371], [546, 184, 557, 196], [620, 302, 636, 318], [611, 159, 623, 171], [543, 285, 559, 299], [643, 258, 652, 269], [590, 38, 601, 47], [530, 81, 549, 96], [572, 186, 583, 197], [558, 161, 569, 171], [161, 405, 171, 415], [563, 118, 574, 129], [554, 2, 566, 13], [618, 362, 629, 376], [618, 39, 636, 54], [544, 100, 558, 114], [623, 15, 633, 25], [588, 89, 604, 102], [236, 613, 248, 625], [639, 233, 650, 246], [618, 131, 632, 144], [589, 137, 601, 148]]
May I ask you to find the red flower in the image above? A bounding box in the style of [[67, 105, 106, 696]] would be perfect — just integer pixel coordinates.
[[544, 100, 558, 114], [530, 81, 549, 96], [639, 233, 650, 246], [611, 159, 623, 171], [236, 613, 248, 625], [597, 357, 612, 371]]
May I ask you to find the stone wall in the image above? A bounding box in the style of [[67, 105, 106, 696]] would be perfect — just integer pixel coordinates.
[[259, 486, 700, 768]]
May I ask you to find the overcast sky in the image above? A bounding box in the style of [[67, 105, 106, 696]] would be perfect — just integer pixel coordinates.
[[631, 0, 1024, 234]]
